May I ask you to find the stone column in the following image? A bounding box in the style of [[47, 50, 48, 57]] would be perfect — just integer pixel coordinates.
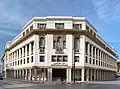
[[66, 69, 71, 83], [25, 69, 28, 80], [81, 68, 84, 82], [29, 69, 32, 80], [47, 68, 52, 84], [14, 70, 16, 79], [19, 70, 21, 79], [94, 69, 96, 81], [90, 69, 92, 81], [86, 69, 89, 81], [34, 68, 37, 81]]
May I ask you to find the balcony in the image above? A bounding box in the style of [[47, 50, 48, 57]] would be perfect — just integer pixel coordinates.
[[39, 47, 45, 54], [74, 49, 80, 54]]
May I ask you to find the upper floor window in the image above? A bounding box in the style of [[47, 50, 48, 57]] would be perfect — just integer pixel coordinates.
[[39, 37, 45, 47], [40, 56, 45, 62], [26, 29, 29, 34], [55, 23, 64, 29], [86, 25, 89, 31], [73, 24, 82, 29], [23, 32, 25, 37], [37, 23, 46, 29], [74, 56, 79, 62], [30, 25, 33, 31], [74, 37, 80, 49], [57, 36, 63, 50]]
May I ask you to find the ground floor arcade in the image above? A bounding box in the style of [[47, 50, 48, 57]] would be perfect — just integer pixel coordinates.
[[4, 67, 116, 83]]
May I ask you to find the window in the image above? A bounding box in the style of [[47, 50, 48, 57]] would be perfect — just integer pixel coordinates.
[[55, 23, 64, 29], [86, 25, 89, 31], [26, 29, 29, 34], [40, 56, 45, 62], [63, 41, 66, 49], [53, 41, 56, 49], [20, 48, 22, 58], [93, 47, 95, 58], [39, 37, 45, 47], [23, 46, 25, 57], [63, 56, 68, 62], [30, 25, 33, 31], [27, 44, 29, 56], [31, 41, 34, 54], [96, 60, 98, 65], [89, 58, 92, 64], [89, 45, 92, 56], [31, 56, 33, 62], [74, 56, 79, 62], [18, 60, 19, 65], [51, 56, 56, 62], [73, 24, 82, 29], [20, 60, 22, 65], [85, 56, 88, 63], [57, 56, 62, 62], [27, 58, 29, 63], [74, 37, 80, 49], [85, 42, 88, 55], [18, 50, 19, 59], [23, 59, 25, 64], [37, 23, 46, 29], [93, 59, 95, 64], [23, 32, 25, 37]]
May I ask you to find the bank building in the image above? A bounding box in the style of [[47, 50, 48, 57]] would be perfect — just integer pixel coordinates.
[[2, 16, 117, 83]]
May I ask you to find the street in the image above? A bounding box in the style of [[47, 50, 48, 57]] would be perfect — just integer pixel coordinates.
[[0, 78, 120, 89]]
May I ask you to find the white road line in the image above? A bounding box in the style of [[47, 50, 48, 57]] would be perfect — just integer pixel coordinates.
[[92, 85, 100, 88]]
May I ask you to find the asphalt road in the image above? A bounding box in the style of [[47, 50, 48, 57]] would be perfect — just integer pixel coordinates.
[[0, 78, 120, 89]]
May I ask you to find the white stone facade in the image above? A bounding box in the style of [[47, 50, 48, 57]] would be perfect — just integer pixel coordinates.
[[2, 16, 117, 83]]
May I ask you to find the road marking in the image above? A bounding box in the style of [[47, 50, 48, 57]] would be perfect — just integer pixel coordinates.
[[92, 85, 100, 88]]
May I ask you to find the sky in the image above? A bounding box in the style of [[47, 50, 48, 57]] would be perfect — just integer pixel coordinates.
[[0, 0, 120, 65]]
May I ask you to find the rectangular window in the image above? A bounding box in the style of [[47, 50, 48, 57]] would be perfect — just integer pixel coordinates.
[[23, 32, 25, 37], [31, 41, 34, 54], [37, 23, 46, 29], [73, 24, 82, 29], [63, 41, 66, 49], [74, 56, 79, 62], [55, 23, 64, 29], [24, 59, 25, 64], [93, 59, 95, 64], [30, 25, 33, 31], [85, 42, 88, 55], [89, 58, 92, 64], [20, 60, 22, 65], [27, 44, 29, 56], [40, 56, 45, 62], [53, 41, 56, 49], [85, 56, 88, 63], [18, 60, 19, 65], [63, 56, 67, 62], [57, 56, 62, 62], [96, 60, 98, 65], [23, 46, 25, 57], [26, 29, 29, 34], [31, 56, 33, 62], [51, 55, 56, 62], [27, 58, 29, 63]]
